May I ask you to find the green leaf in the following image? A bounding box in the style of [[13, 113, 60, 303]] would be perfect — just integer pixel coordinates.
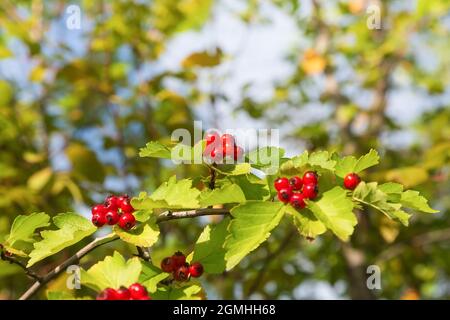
[[306, 187, 356, 241], [230, 175, 270, 201], [335, 149, 380, 178], [150, 176, 201, 209], [152, 284, 203, 300], [192, 218, 229, 274], [139, 141, 172, 159], [400, 190, 438, 213], [47, 291, 91, 300], [308, 151, 336, 171], [213, 163, 251, 176], [224, 202, 285, 270], [81, 251, 142, 291], [139, 262, 169, 293], [4, 212, 50, 248], [27, 213, 96, 267], [113, 217, 160, 247], [247, 147, 285, 175], [286, 206, 326, 240], [353, 182, 411, 226], [199, 184, 246, 207]]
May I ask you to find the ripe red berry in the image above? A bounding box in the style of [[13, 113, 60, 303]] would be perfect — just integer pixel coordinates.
[[277, 188, 293, 203], [172, 251, 186, 269], [189, 262, 204, 278], [344, 173, 361, 190], [290, 193, 306, 209], [161, 257, 175, 273], [223, 141, 235, 157], [92, 212, 107, 227], [274, 177, 290, 191], [174, 265, 190, 282], [105, 210, 120, 225], [91, 204, 106, 216], [119, 197, 134, 213], [205, 132, 219, 147], [289, 176, 303, 190], [105, 195, 119, 210], [116, 286, 131, 300], [302, 171, 318, 185], [234, 146, 243, 161], [96, 288, 118, 300], [118, 213, 136, 230], [128, 283, 147, 299], [302, 183, 318, 199], [221, 134, 235, 146]]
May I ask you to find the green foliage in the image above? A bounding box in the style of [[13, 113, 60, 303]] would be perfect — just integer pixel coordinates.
[[81, 251, 142, 291], [3, 212, 50, 256], [113, 217, 160, 247], [199, 184, 246, 206], [152, 284, 203, 300], [192, 218, 229, 274], [334, 149, 380, 178], [224, 202, 285, 270], [139, 261, 170, 293], [27, 213, 96, 267]]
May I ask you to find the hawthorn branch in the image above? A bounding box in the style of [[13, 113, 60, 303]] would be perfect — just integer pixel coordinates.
[[0, 252, 42, 282], [19, 208, 230, 300]]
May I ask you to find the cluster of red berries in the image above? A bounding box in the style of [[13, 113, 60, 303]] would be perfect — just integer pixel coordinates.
[[96, 283, 150, 300], [203, 132, 243, 163], [160, 251, 204, 282], [91, 195, 136, 230], [343, 173, 361, 190], [274, 171, 319, 209]]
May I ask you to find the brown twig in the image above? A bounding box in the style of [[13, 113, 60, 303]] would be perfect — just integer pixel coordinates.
[[1, 251, 42, 282], [19, 208, 231, 300]]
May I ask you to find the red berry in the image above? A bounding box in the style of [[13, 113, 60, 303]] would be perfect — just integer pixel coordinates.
[[118, 213, 136, 230], [172, 251, 186, 269], [105, 195, 119, 210], [105, 210, 120, 225], [302, 171, 318, 185], [119, 197, 134, 213], [173, 265, 190, 282], [223, 141, 235, 157], [274, 177, 290, 191], [116, 286, 131, 300], [289, 176, 303, 190], [161, 257, 175, 273], [221, 134, 235, 146], [91, 204, 106, 216], [344, 173, 361, 190], [189, 262, 204, 278], [233, 146, 243, 161], [96, 288, 118, 300], [302, 183, 318, 199], [205, 132, 219, 147], [277, 188, 293, 203], [92, 212, 107, 227], [128, 283, 147, 299], [290, 193, 306, 209]]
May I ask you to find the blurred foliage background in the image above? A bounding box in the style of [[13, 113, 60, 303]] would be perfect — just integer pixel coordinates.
[[0, 0, 449, 300]]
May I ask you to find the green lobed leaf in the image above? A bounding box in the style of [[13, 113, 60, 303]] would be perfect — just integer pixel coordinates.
[[285, 206, 326, 240], [192, 218, 229, 274], [353, 182, 411, 226], [400, 190, 438, 213], [139, 262, 169, 293], [152, 284, 203, 300], [150, 175, 201, 209], [4, 212, 50, 250], [139, 141, 172, 159], [306, 187, 356, 241], [292, 150, 336, 171], [27, 213, 96, 267], [213, 163, 251, 176], [199, 184, 246, 207], [224, 201, 285, 270], [246, 147, 285, 175], [81, 251, 142, 291], [230, 175, 270, 201], [335, 149, 380, 178], [113, 217, 160, 247]]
